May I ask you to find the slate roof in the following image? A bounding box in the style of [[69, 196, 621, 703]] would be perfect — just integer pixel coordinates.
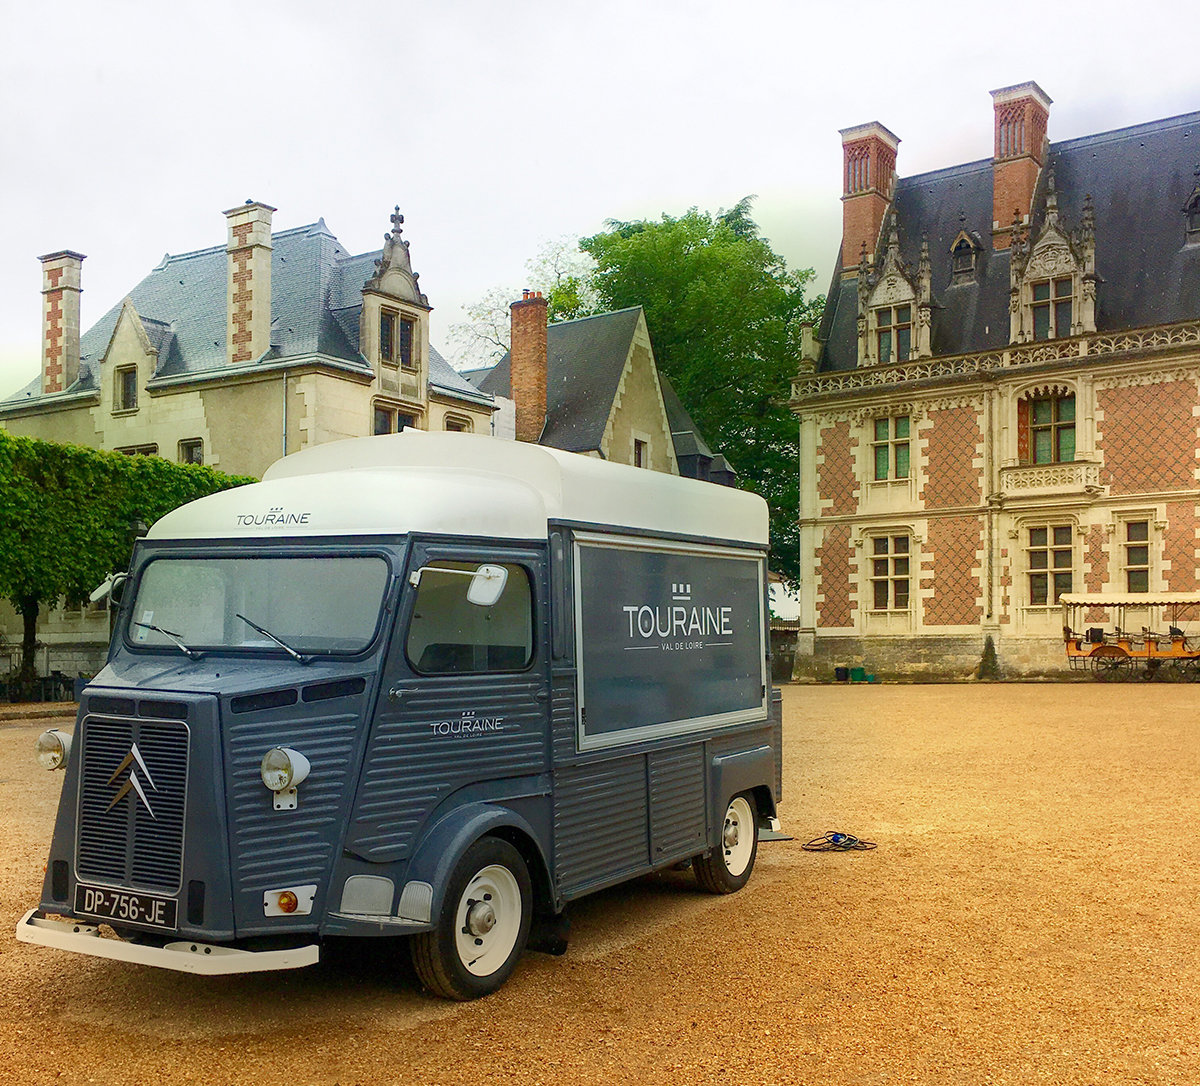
[[659, 373, 714, 460], [819, 110, 1200, 373], [2, 220, 491, 412], [478, 307, 644, 453]]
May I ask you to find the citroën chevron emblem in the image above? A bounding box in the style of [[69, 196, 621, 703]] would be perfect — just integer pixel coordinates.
[[105, 744, 158, 819]]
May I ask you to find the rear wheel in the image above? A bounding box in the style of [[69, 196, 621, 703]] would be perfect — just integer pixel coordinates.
[[694, 793, 758, 894], [410, 837, 531, 1000]]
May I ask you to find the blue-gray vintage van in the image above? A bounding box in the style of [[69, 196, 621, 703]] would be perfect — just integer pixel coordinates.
[[18, 431, 782, 999]]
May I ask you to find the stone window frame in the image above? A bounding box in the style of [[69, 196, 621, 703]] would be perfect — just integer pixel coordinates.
[[1021, 519, 1078, 610], [1013, 382, 1079, 467], [115, 443, 159, 457], [1110, 511, 1163, 596], [863, 530, 913, 613], [870, 415, 910, 483], [379, 308, 398, 365], [178, 438, 203, 465], [113, 365, 139, 413], [443, 413, 473, 433], [1030, 275, 1075, 341], [372, 402, 418, 435], [874, 303, 912, 365]]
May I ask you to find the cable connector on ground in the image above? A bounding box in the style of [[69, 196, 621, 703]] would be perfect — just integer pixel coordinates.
[[801, 831, 877, 852]]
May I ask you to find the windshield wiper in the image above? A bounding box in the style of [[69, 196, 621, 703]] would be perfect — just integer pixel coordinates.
[[235, 613, 312, 664], [133, 621, 203, 660]]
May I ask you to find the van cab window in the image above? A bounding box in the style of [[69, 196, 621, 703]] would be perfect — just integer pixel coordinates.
[[406, 561, 532, 674], [129, 556, 389, 655]]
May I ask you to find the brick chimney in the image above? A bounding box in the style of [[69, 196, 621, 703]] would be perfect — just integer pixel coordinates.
[[224, 200, 275, 364], [991, 82, 1052, 249], [510, 289, 548, 443], [839, 122, 900, 274], [39, 250, 86, 394]]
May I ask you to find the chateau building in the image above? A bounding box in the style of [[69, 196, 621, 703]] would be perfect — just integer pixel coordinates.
[[791, 84, 1200, 678], [0, 202, 496, 678], [470, 292, 736, 485], [0, 203, 495, 478]]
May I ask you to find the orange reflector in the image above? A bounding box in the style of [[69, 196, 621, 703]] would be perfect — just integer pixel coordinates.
[[277, 891, 299, 914]]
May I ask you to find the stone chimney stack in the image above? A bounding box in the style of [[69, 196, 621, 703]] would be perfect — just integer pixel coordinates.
[[224, 200, 275, 364], [839, 122, 900, 274], [509, 289, 549, 444], [991, 82, 1052, 250], [39, 251, 86, 395]]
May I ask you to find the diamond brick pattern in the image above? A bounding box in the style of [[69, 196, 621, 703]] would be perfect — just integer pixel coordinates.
[[1164, 499, 1199, 592], [922, 516, 983, 626], [816, 523, 855, 628], [920, 406, 982, 508], [818, 421, 858, 517], [1099, 382, 1199, 494], [1085, 525, 1108, 592]]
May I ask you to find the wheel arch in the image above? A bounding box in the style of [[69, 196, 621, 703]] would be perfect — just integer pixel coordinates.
[[405, 803, 551, 922]]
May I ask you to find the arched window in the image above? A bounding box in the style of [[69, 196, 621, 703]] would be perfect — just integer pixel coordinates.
[[1017, 388, 1075, 465]]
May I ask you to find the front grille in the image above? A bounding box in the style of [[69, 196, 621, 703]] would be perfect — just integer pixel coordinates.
[[76, 713, 189, 893]]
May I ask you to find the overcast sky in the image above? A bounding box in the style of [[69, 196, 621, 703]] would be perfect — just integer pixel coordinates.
[[2, 0, 1196, 397]]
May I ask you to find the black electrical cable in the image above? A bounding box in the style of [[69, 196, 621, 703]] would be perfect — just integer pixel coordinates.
[[801, 831, 877, 852]]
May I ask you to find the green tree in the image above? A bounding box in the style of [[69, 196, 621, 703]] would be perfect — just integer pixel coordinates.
[[0, 432, 253, 689], [580, 197, 823, 583], [448, 237, 598, 368]]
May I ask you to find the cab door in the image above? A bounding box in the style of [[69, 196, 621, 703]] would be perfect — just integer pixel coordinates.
[[343, 543, 550, 864]]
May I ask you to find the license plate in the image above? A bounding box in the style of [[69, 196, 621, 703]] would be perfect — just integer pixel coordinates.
[[74, 884, 178, 930]]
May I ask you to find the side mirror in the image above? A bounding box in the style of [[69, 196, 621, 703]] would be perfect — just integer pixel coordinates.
[[408, 563, 509, 607], [467, 564, 508, 607], [89, 572, 129, 606]]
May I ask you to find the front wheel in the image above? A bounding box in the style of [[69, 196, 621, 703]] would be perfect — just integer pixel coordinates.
[[694, 793, 758, 894], [410, 837, 532, 1000]]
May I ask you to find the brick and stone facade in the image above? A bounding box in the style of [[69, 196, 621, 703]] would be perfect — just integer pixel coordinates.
[[793, 87, 1200, 679]]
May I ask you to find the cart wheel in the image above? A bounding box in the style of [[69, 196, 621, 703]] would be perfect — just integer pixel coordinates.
[[1095, 654, 1130, 681], [1155, 661, 1186, 682]]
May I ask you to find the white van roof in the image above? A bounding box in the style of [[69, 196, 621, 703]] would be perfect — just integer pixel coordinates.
[[148, 431, 770, 546]]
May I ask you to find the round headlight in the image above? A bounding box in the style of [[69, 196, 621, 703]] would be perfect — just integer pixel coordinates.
[[260, 747, 310, 791], [35, 729, 71, 771]]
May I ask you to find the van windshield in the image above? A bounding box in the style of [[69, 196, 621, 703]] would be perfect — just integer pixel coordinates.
[[128, 555, 390, 655]]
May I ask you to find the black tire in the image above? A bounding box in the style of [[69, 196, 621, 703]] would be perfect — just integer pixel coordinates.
[[693, 792, 758, 894], [410, 837, 531, 1000]]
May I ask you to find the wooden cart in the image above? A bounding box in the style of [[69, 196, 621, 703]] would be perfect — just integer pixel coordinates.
[[1061, 592, 1200, 680]]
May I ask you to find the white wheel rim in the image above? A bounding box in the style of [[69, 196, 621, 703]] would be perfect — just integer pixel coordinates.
[[722, 797, 755, 878], [454, 863, 522, 977]]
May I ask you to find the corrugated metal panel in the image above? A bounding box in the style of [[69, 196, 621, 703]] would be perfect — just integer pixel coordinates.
[[224, 706, 361, 910], [550, 668, 578, 766], [347, 678, 548, 859], [648, 746, 706, 862], [553, 755, 648, 895]]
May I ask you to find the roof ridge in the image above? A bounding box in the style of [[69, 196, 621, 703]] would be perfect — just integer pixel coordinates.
[[1049, 109, 1200, 152], [550, 305, 642, 329]]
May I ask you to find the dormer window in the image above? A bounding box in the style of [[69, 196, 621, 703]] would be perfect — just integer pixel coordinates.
[[398, 315, 415, 369], [1031, 277, 1073, 341], [952, 240, 974, 276], [380, 310, 396, 363], [114, 366, 138, 412], [876, 305, 911, 363], [380, 310, 417, 368], [1187, 195, 1200, 244]]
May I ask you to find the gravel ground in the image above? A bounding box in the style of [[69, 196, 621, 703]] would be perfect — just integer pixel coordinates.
[[1, 684, 1197, 1085]]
